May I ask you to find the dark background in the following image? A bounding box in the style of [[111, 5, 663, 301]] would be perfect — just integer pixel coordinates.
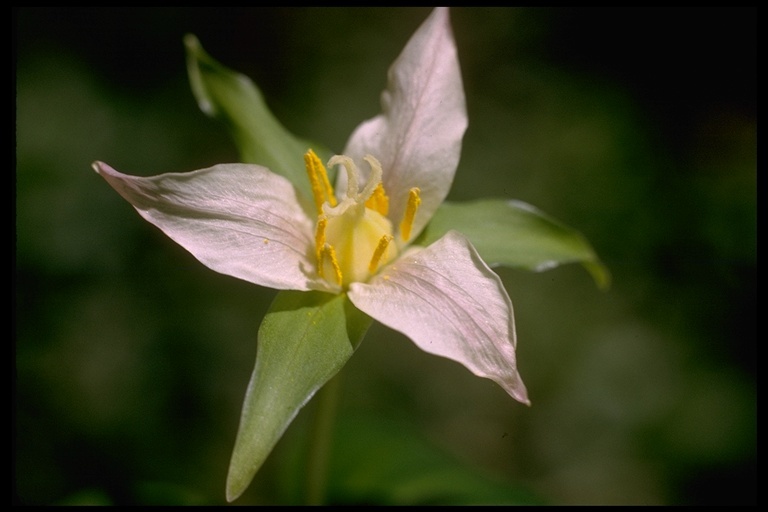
[[15, 7, 755, 505]]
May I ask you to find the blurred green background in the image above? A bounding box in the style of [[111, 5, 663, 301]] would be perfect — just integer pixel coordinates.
[[15, 7, 755, 505]]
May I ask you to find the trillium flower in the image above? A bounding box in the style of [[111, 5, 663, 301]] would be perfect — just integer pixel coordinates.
[[93, 7, 607, 502], [94, 6, 528, 404]]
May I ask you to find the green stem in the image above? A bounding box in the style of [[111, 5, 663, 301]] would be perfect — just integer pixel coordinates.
[[305, 371, 342, 505]]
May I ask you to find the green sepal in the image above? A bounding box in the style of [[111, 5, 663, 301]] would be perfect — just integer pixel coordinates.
[[417, 199, 610, 289], [225, 290, 372, 502]]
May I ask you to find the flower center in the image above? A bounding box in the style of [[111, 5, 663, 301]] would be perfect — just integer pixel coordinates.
[[304, 149, 420, 289]]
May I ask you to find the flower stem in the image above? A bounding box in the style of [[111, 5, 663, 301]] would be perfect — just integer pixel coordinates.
[[305, 371, 342, 505]]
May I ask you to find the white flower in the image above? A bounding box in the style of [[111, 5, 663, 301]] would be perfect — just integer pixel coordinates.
[[93, 7, 528, 405]]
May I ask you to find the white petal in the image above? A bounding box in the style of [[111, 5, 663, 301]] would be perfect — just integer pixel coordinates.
[[93, 161, 323, 291], [343, 7, 467, 241], [348, 231, 529, 404]]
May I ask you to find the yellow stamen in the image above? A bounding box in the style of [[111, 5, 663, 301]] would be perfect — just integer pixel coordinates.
[[368, 235, 393, 274], [304, 149, 336, 214], [365, 182, 389, 216], [400, 187, 421, 242], [320, 244, 343, 286], [315, 216, 327, 266]]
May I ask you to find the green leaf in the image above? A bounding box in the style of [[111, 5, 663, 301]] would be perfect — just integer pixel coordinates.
[[184, 34, 331, 212], [226, 290, 371, 502], [418, 199, 610, 289]]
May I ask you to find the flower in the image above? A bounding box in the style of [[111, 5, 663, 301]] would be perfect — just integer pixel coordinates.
[[93, 7, 528, 403]]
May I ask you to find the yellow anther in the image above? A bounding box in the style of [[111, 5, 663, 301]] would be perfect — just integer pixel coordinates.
[[304, 149, 336, 214], [365, 182, 389, 216], [320, 244, 343, 286], [368, 235, 393, 274], [315, 216, 327, 264], [399, 187, 421, 242]]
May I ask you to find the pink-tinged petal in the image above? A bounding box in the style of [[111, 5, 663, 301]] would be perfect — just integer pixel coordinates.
[[343, 7, 467, 242], [93, 161, 323, 291], [348, 230, 529, 404]]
